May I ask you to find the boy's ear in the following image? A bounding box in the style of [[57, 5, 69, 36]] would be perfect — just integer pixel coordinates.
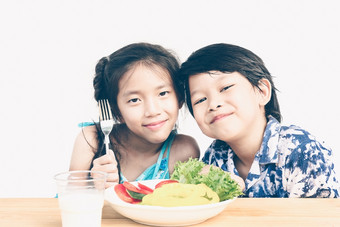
[[257, 78, 271, 106]]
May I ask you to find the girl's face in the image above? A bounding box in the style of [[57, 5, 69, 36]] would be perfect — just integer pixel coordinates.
[[117, 63, 179, 144], [189, 71, 268, 143]]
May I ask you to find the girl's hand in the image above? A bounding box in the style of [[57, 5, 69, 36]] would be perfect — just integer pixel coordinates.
[[91, 149, 119, 189], [200, 165, 245, 191]]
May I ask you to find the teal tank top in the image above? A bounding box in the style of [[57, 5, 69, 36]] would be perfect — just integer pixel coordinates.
[[119, 130, 176, 183], [79, 122, 176, 183]]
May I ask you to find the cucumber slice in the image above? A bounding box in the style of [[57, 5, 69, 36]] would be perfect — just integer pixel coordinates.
[[127, 189, 147, 200]]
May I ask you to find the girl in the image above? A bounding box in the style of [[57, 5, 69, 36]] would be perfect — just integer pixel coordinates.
[[70, 43, 200, 188], [179, 43, 339, 198]]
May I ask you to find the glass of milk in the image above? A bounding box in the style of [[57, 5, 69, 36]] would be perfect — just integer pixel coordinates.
[[54, 170, 107, 227]]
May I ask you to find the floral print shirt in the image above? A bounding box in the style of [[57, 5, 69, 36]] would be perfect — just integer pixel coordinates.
[[202, 116, 340, 198]]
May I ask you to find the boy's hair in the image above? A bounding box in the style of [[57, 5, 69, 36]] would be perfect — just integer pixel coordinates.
[[93, 42, 182, 122], [179, 43, 282, 122]]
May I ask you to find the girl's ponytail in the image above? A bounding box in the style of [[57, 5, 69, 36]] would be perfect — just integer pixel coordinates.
[[93, 56, 109, 101]]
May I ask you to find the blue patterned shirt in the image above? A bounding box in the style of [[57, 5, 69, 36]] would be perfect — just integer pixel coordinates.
[[202, 116, 340, 198]]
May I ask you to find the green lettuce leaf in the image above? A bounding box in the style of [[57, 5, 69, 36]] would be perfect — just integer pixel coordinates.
[[170, 158, 243, 201]]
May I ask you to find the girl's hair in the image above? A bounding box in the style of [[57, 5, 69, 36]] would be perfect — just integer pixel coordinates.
[[179, 43, 282, 122], [93, 42, 183, 120], [90, 42, 182, 180]]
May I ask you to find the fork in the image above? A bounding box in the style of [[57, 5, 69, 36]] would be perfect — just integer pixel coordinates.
[[98, 99, 114, 154]]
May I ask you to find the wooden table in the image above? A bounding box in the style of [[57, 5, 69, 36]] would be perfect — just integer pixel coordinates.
[[0, 198, 339, 226]]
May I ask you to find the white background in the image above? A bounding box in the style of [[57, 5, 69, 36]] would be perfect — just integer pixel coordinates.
[[1, 0, 339, 197]]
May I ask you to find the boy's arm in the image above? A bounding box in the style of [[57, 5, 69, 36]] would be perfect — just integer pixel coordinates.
[[285, 141, 339, 198]]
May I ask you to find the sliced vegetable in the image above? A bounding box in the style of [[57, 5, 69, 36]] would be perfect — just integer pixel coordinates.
[[114, 184, 141, 204], [155, 180, 179, 189], [123, 181, 153, 194], [138, 182, 154, 193], [127, 189, 147, 200]]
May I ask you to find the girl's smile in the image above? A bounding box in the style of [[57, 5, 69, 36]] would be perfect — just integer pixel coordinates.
[[143, 119, 168, 130]]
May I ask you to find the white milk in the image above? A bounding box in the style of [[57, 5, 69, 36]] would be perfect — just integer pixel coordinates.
[[58, 191, 104, 227]]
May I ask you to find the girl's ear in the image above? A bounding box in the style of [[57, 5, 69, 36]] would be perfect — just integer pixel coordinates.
[[117, 113, 125, 124], [257, 78, 272, 106]]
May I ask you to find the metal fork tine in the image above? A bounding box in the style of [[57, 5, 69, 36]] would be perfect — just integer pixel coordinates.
[[101, 99, 111, 121], [107, 100, 113, 120], [102, 100, 106, 120], [98, 99, 114, 154], [104, 99, 111, 120], [101, 100, 106, 120], [99, 100, 103, 120], [100, 100, 104, 120]]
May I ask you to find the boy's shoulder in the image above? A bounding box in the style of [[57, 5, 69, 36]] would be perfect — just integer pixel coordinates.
[[276, 123, 332, 160], [279, 123, 312, 137], [266, 117, 322, 148], [278, 123, 326, 148]]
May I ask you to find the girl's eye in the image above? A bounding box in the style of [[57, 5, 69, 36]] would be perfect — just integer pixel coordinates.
[[159, 91, 169, 97], [128, 98, 140, 103], [220, 85, 233, 92], [193, 97, 207, 105]]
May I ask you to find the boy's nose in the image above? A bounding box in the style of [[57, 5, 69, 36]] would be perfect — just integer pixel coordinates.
[[209, 104, 222, 112]]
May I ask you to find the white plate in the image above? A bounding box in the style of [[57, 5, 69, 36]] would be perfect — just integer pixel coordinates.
[[104, 179, 236, 226]]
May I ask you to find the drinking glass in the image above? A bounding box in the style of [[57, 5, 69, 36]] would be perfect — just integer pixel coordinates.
[[54, 170, 107, 227]]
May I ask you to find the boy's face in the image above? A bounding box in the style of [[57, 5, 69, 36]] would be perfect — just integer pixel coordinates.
[[188, 71, 267, 143]]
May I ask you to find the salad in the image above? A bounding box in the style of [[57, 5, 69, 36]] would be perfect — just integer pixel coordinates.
[[171, 158, 243, 201], [114, 158, 243, 205]]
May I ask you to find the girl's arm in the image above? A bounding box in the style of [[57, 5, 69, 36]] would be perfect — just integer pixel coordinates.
[[69, 125, 98, 170], [69, 125, 119, 188]]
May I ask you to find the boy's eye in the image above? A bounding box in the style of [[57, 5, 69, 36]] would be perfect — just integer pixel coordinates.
[[159, 91, 169, 97], [220, 85, 233, 92], [193, 97, 207, 105], [128, 98, 140, 103]]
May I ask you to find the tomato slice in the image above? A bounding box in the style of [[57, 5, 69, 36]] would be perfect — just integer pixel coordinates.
[[114, 184, 141, 204], [155, 180, 179, 189], [123, 181, 153, 194], [137, 182, 153, 193]]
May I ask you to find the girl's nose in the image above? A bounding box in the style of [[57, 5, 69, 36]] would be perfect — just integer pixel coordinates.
[[144, 99, 161, 117]]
